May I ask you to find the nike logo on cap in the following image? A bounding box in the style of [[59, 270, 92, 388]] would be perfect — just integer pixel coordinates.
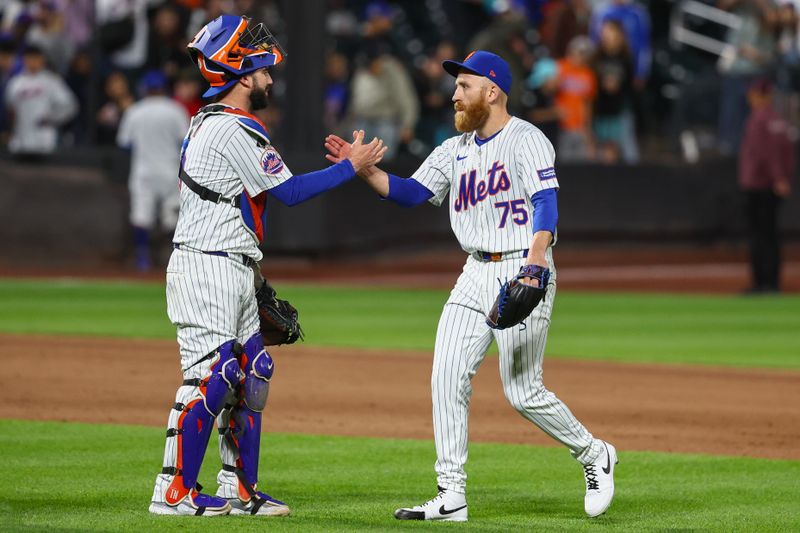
[[439, 504, 467, 515]]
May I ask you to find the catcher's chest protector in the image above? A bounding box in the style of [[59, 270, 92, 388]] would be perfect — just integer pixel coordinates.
[[179, 104, 270, 243]]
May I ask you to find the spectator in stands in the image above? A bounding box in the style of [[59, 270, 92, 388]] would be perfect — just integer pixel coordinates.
[[589, 0, 649, 163], [25, 0, 73, 74], [348, 39, 419, 160], [173, 68, 203, 117], [96, 0, 155, 73], [541, 0, 592, 59], [0, 37, 17, 144], [468, 9, 532, 113], [526, 57, 562, 150], [775, 0, 800, 122], [592, 19, 635, 164], [7, 9, 33, 48], [413, 40, 458, 149], [326, 0, 360, 56], [739, 78, 795, 293], [362, 0, 394, 39], [323, 50, 350, 134], [4, 44, 77, 158], [54, 0, 92, 51], [590, 0, 651, 87], [117, 70, 189, 271], [716, 0, 778, 155], [555, 36, 597, 162], [146, 2, 193, 79], [97, 71, 135, 144], [64, 47, 92, 144], [1, 2, 24, 33]]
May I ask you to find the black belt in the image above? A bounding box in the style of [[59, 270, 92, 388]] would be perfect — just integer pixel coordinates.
[[173, 243, 256, 268], [472, 249, 529, 262]]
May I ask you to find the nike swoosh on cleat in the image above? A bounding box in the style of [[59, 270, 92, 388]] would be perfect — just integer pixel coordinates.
[[439, 504, 467, 515], [456, 155, 467, 161], [602, 445, 612, 474]]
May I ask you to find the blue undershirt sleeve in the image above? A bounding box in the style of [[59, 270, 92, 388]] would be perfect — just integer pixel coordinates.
[[268, 160, 355, 206], [385, 174, 434, 207], [531, 188, 558, 233]]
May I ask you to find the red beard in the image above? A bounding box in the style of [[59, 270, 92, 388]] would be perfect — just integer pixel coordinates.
[[454, 90, 490, 133]]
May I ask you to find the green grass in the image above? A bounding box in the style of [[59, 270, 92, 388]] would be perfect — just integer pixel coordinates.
[[0, 420, 797, 532], [1, 279, 799, 368]]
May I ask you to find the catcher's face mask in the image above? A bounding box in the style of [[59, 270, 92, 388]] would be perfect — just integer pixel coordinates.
[[238, 21, 286, 64]]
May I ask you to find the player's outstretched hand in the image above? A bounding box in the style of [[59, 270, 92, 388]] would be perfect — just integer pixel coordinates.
[[325, 130, 388, 174], [324, 133, 349, 163]]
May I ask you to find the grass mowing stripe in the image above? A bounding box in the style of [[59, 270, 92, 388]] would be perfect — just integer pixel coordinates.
[[0, 419, 797, 532], [1, 280, 799, 368]]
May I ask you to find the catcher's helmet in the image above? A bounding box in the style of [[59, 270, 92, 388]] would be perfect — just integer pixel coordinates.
[[188, 15, 286, 98]]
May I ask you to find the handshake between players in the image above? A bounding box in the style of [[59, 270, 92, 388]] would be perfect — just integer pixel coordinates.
[[337, 130, 389, 175]]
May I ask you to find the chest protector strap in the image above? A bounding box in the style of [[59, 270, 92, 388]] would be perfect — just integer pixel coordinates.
[[178, 168, 242, 207], [179, 104, 270, 242]]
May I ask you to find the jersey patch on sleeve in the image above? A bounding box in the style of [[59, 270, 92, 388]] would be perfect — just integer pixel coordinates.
[[261, 148, 285, 175], [537, 167, 557, 181]]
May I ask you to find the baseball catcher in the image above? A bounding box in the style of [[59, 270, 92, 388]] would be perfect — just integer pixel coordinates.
[[149, 13, 386, 517]]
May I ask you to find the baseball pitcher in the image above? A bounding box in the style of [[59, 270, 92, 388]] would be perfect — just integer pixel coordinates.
[[149, 15, 386, 517], [325, 51, 617, 522]]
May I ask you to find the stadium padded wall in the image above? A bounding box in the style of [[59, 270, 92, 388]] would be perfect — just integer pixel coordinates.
[[1, 154, 798, 262]]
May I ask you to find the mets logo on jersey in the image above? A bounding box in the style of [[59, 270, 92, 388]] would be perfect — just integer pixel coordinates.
[[454, 161, 511, 212], [261, 148, 284, 175]]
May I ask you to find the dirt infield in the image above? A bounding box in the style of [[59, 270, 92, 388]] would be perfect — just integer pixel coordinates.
[[2, 334, 798, 460]]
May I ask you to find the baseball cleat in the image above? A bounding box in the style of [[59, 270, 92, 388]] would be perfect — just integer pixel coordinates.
[[583, 441, 618, 518], [394, 485, 468, 522], [226, 491, 290, 516], [149, 490, 232, 516]]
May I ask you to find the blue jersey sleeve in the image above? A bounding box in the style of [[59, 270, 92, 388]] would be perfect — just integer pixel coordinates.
[[268, 160, 355, 206], [531, 188, 558, 233], [386, 174, 434, 207]]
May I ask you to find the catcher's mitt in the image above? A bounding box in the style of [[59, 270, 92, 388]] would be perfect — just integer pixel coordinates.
[[486, 265, 551, 330], [253, 266, 303, 346]]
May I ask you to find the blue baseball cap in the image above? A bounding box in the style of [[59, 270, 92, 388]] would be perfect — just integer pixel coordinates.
[[140, 70, 168, 92], [442, 50, 512, 95]]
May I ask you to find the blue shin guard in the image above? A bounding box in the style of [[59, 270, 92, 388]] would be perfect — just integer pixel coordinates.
[[163, 340, 241, 506], [220, 333, 273, 501]]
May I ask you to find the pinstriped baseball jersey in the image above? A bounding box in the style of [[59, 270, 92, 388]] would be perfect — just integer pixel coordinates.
[[172, 107, 293, 261], [412, 116, 558, 254]]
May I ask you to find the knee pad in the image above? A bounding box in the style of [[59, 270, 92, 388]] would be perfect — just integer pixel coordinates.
[[242, 333, 272, 412], [200, 340, 243, 416]]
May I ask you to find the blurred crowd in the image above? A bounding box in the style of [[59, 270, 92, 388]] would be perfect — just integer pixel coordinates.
[[1, 0, 800, 165]]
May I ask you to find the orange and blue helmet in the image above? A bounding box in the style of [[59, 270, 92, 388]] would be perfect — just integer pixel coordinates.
[[188, 15, 286, 98]]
